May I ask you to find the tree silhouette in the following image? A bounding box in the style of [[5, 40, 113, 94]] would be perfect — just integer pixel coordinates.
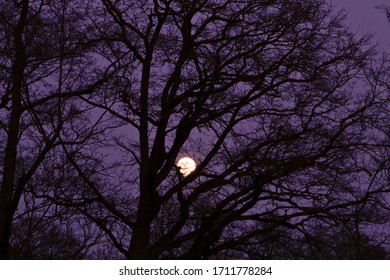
[[1, 0, 389, 259], [0, 0, 114, 259]]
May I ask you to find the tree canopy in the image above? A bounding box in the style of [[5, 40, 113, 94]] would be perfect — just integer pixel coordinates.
[[0, 0, 389, 259]]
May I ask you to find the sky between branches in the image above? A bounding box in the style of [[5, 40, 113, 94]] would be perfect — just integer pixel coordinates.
[[335, 0, 390, 48]]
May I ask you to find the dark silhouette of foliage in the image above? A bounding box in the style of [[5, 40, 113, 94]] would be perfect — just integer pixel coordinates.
[[0, 0, 389, 259], [0, 0, 114, 259]]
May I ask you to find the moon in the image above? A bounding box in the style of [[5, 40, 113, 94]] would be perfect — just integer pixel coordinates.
[[177, 157, 196, 176]]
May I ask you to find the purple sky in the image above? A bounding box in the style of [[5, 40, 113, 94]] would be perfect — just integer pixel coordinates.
[[334, 0, 390, 48]]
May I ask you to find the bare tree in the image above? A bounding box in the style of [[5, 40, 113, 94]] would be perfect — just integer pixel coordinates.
[[50, 0, 387, 259], [2, 0, 389, 260], [0, 0, 113, 259]]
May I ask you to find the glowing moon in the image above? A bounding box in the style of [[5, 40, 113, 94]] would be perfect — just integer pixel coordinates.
[[177, 157, 196, 176]]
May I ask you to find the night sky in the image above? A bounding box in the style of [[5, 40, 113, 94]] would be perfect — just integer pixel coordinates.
[[336, 0, 390, 48], [1, 0, 389, 261]]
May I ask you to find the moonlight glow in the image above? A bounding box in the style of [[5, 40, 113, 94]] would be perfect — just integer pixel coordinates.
[[177, 157, 196, 176]]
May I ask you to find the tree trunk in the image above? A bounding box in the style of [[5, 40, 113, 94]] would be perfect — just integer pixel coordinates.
[[127, 187, 160, 259], [127, 224, 152, 259], [0, 0, 28, 260]]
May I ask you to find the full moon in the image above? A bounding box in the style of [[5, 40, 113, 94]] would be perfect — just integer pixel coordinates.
[[177, 157, 196, 176]]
